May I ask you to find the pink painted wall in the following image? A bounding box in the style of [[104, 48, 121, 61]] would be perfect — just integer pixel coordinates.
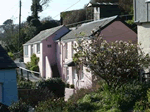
[[101, 21, 137, 43], [42, 26, 70, 78], [61, 20, 137, 89]]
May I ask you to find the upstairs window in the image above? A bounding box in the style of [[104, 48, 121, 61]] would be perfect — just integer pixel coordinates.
[[66, 43, 68, 59], [37, 43, 40, 54], [66, 67, 69, 81], [31, 45, 34, 55], [24, 45, 28, 56]]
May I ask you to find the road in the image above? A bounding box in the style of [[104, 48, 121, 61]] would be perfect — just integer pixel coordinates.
[[14, 59, 43, 82]]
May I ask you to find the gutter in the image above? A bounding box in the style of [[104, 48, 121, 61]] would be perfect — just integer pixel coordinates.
[[23, 41, 41, 46]]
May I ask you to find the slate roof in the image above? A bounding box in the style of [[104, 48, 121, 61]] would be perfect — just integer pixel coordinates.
[[24, 25, 63, 45], [87, 2, 118, 7], [61, 15, 118, 42], [0, 45, 17, 69]]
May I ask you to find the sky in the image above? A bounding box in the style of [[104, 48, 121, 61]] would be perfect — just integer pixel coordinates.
[[0, 0, 90, 25]]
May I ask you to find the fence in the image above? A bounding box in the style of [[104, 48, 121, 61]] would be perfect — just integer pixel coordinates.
[[16, 65, 43, 82]]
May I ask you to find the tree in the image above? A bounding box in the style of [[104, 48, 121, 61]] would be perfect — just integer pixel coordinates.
[[73, 36, 150, 89], [27, 0, 51, 27]]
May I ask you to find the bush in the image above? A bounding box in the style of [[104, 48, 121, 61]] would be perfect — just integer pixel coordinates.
[[37, 78, 65, 97], [9, 99, 29, 112], [70, 84, 75, 88], [17, 80, 33, 89], [8, 52, 15, 60], [66, 80, 150, 112], [0, 103, 10, 112], [26, 54, 39, 76], [66, 83, 70, 88], [73, 37, 150, 89], [35, 98, 65, 112]]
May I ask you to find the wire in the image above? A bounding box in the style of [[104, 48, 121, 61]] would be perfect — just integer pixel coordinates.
[[53, 0, 81, 19]]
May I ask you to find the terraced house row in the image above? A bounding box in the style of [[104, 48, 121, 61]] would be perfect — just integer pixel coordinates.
[[23, 2, 137, 89]]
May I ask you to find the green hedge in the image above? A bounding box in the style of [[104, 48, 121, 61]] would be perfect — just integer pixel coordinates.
[[37, 78, 65, 97]]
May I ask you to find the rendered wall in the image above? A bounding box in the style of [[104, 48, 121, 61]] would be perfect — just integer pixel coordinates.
[[0, 69, 18, 106], [138, 23, 150, 55]]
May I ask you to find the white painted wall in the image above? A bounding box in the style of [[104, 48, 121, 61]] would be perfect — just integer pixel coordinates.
[[45, 56, 52, 79], [23, 42, 44, 78], [138, 23, 150, 55], [62, 40, 93, 89]]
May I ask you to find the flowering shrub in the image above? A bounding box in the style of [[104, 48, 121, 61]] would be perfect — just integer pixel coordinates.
[[73, 37, 150, 89]]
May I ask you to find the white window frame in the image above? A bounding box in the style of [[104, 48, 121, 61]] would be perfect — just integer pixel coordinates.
[[80, 67, 84, 80], [31, 45, 34, 55], [24, 45, 28, 56], [66, 67, 69, 81], [66, 43, 68, 59], [37, 43, 40, 54], [73, 68, 76, 79]]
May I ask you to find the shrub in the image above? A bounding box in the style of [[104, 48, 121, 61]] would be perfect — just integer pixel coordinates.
[[8, 52, 15, 60], [26, 54, 39, 76], [66, 83, 70, 88], [9, 99, 29, 112], [18, 88, 54, 107], [37, 78, 65, 97], [73, 37, 150, 89], [0, 103, 10, 112], [70, 84, 75, 88], [17, 80, 33, 89], [35, 98, 65, 112]]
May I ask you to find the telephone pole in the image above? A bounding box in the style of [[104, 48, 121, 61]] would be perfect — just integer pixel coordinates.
[[18, 0, 21, 52]]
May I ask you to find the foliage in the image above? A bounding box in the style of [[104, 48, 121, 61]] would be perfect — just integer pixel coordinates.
[[26, 53, 39, 76], [8, 99, 29, 112], [17, 80, 34, 89], [73, 37, 150, 89], [35, 98, 65, 112], [66, 80, 150, 112], [8, 52, 15, 60], [66, 83, 70, 88], [70, 84, 75, 88], [20, 88, 54, 107], [0, 103, 10, 112], [134, 88, 150, 111], [37, 78, 65, 97], [27, 0, 50, 27]]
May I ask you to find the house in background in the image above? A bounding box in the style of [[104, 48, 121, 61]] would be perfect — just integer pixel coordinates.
[[134, 0, 150, 55], [0, 45, 18, 106], [59, 15, 137, 88], [87, 1, 121, 20], [23, 25, 70, 79]]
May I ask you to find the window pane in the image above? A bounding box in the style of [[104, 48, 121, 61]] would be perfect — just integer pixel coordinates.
[[24, 46, 28, 56], [37, 43, 40, 54], [73, 69, 76, 79], [66, 67, 69, 80], [66, 43, 68, 59], [31, 45, 33, 55]]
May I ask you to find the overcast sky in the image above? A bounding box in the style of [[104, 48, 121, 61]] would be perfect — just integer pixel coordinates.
[[0, 0, 90, 25]]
